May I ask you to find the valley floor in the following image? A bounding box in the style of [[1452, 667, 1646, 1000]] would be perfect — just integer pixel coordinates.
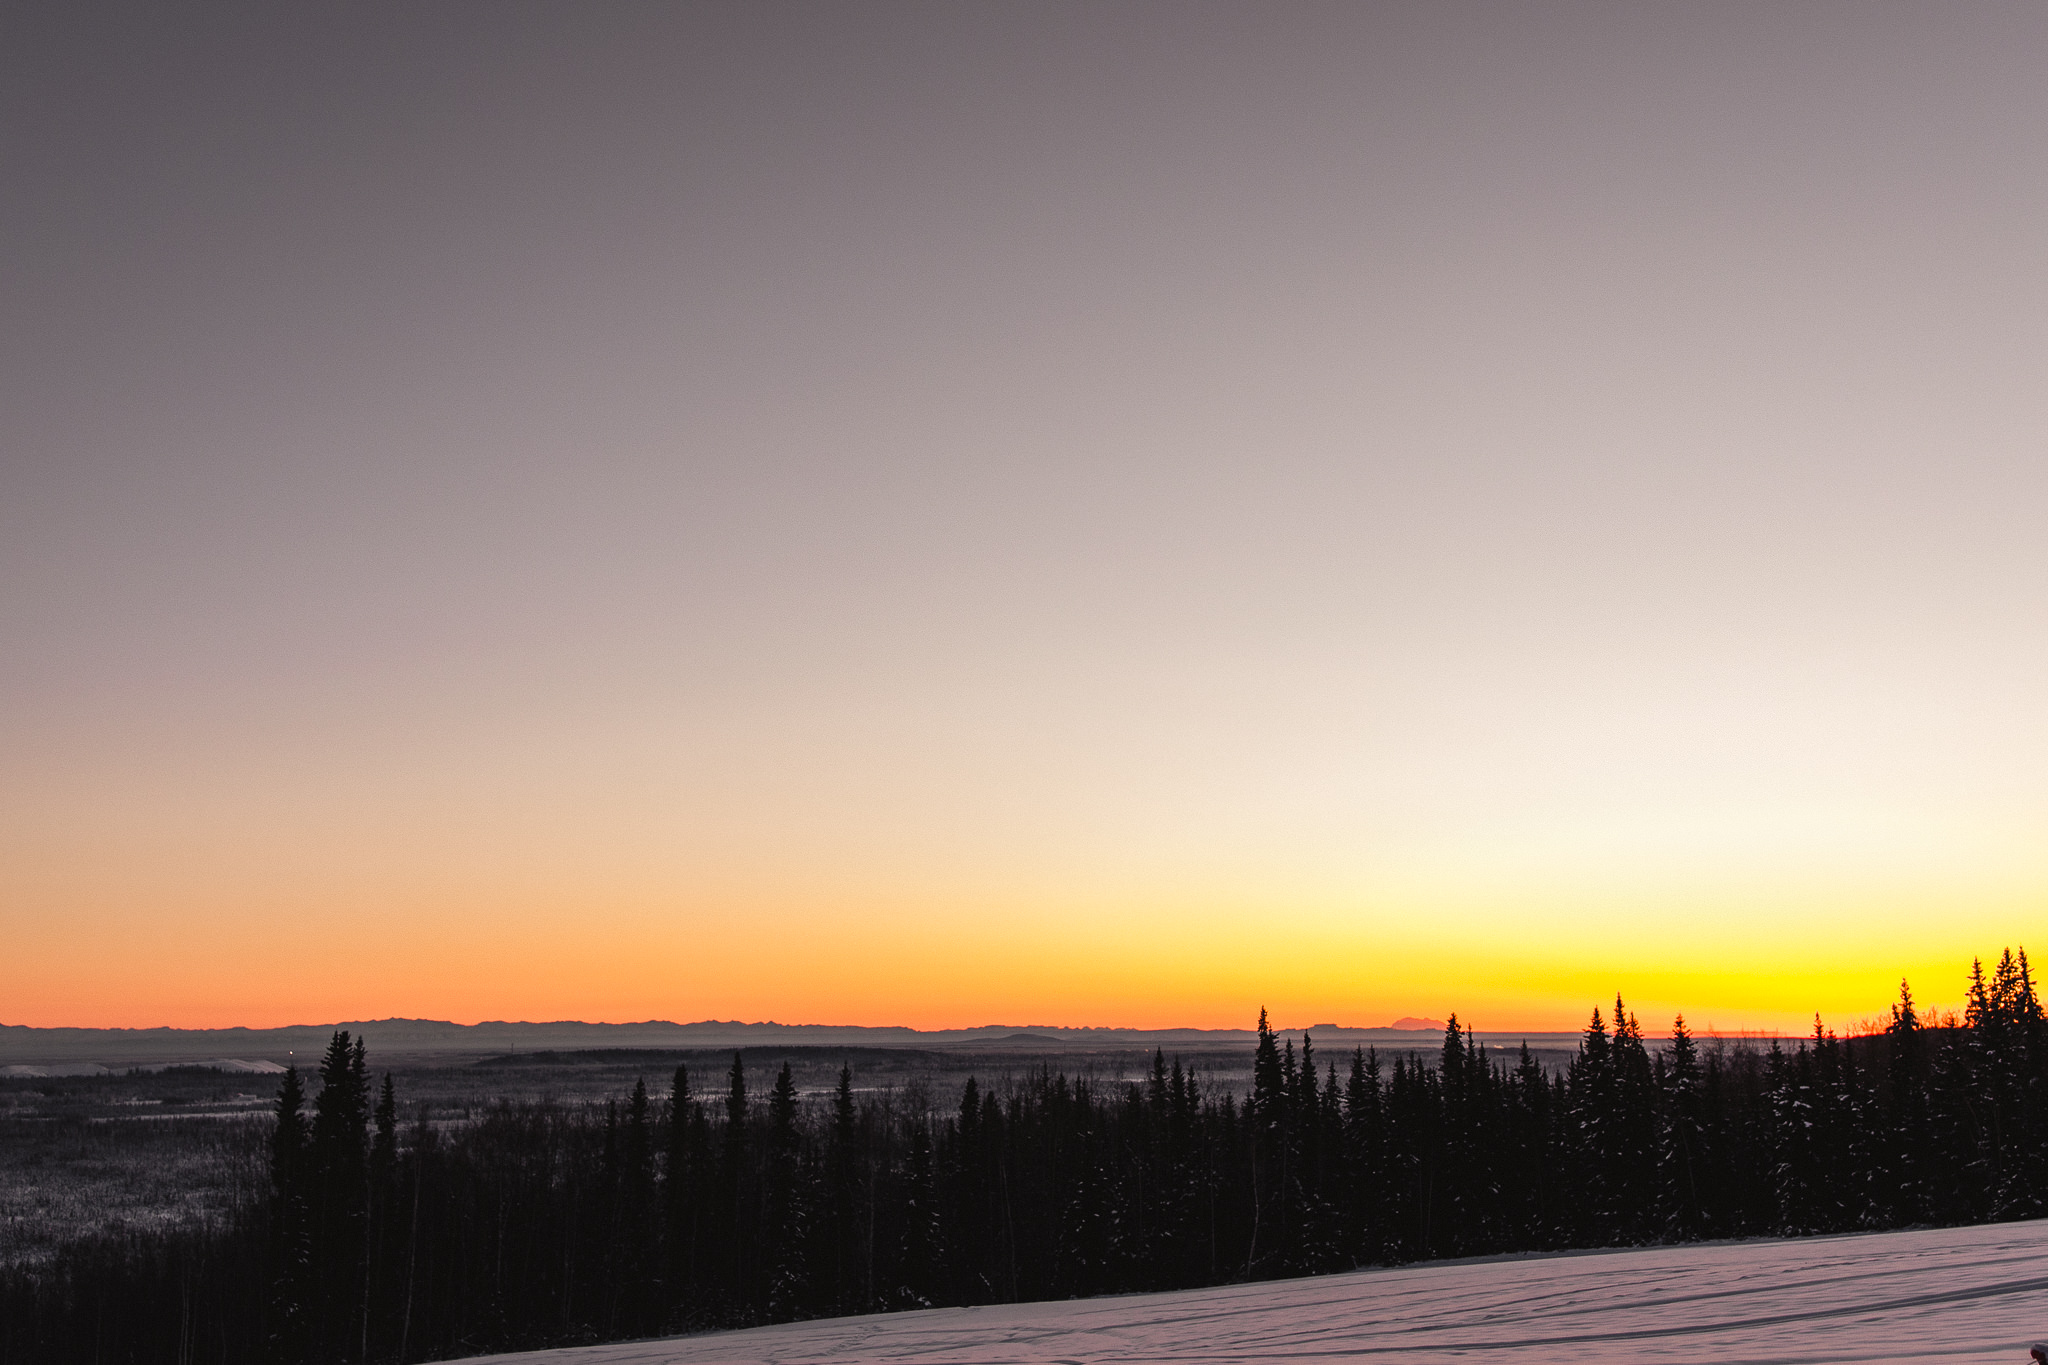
[[447, 1219, 2048, 1364]]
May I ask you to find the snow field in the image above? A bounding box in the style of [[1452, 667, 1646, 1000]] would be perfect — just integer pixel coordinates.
[[446, 1218, 2048, 1365]]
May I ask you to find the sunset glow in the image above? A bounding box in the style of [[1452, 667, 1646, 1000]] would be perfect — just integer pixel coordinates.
[[4, 3, 2044, 1035]]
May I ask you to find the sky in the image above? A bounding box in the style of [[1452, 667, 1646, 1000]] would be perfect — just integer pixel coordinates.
[[3, 2, 2044, 1034]]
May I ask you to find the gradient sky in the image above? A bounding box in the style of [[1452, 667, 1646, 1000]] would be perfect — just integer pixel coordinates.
[[4, 3, 2044, 1033]]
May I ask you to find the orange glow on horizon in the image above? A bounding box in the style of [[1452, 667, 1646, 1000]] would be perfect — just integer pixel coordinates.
[[7, 1, 2048, 1081], [3, 862, 2023, 1036]]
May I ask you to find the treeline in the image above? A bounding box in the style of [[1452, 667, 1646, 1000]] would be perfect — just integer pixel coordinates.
[[4, 950, 2047, 1363]]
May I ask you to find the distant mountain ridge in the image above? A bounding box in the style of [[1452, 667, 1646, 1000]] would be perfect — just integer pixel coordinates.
[[0, 1017, 1583, 1066]]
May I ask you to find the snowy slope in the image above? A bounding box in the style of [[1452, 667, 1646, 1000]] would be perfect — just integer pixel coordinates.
[[446, 1219, 2048, 1364]]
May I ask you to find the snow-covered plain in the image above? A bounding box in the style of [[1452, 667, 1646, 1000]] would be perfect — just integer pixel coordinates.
[[448, 1219, 2048, 1365]]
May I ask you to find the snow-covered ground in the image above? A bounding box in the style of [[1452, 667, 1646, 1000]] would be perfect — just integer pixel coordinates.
[[447, 1219, 2048, 1364]]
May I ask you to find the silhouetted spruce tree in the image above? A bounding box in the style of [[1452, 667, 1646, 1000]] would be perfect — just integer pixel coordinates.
[[1606, 999, 1657, 1243], [1131, 1054, 1168, 1286], [615, 1078, 658, 1333], [1657, 1017, 1706, 1239], [1765, 1037, 1821, 1235], [720, 1052, 753, 1317], [1955, 957, 2003, 1215], [1273, 1036, 1300, 1269], [364, 1072, 400, 1361], [1563, 1008, 1613, 1243], [1379, 1053, 1433, 1260], [1077, 1126, 1121, 1295], [1310, 1058, 1346, 1266], [1341, 1048, 1380, 1263], [2010, 949, 2048, 1216], [1054, 1081, 1123, 1298], [1290, 1035, 1329, 1271], [1442, 1018, 1507, 1255], [1149, 1055, 1199, 1287], [1168, 1056, 1212, 1286], [307, 1031, 371, 1360], [764, 1062, 812, 1319], [1246, 1008, 1285, 1274], [1881, 981, 1929, 1223], [894, 1123, 943, 1308], [1805, 1020, 1856, 1232], [1924, 995, 1984, 1221], [1982, 949, 2046, 1218], [952, 1075, 1001, 1301], [1506, 1042, 1552, 1247], [1434, 1019, 1474, 1255], [587, 1097, 620, 1336], [826, 1063, 865, 1313], [270, 1064, 313, 1362], [1838, 1027, 1877, 1231], [1713, 1040, 1778, 1234], [392, 1104, 431, 1365], [665, 1063, 699, 1318], [1462, 1025, 1507, 1253]]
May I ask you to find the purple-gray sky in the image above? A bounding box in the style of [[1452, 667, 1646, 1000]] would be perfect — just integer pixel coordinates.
[[3, 3, 2045, 1029]]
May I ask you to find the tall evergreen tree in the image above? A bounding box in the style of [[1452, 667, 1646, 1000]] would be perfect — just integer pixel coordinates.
[[1246, 1008, 1285, 1274], [363, 1073, 400, 1361], [1985, 949, 2045, 1218], [618, 1078, 659, 1332], [895, 1124, 943, 1308], [307, 1031, 372, 1360], [665, 1063, 698, 1317], [269, 1065, 312, 1362], [952, 1075, 1001, 1300], [721, 1052, 752, 1315], [1507, 1042, 1552, 1247], [272, 1064, 309, 1211], [765, 1062, 811, 1318], [827, 1063, 864, 1314], [1433, 1018, 1475, 1255], [1765, 1037, 1822, 1235], [1657, 1017, 1705, 1239], [1341, 1048, 1380, 1262], [1883, 979, 1929, 1224], [1563, 1008, 1612, 1243], [1607, 998, 1657, 1243]]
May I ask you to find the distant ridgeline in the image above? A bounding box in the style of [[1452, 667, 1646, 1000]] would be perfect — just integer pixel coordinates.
[[5, 950, 2047, 1365], [0, 1018, 1465, 1067]]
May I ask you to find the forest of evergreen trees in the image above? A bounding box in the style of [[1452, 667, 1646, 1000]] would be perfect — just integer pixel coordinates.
[[4, 949, 2047, 1364]]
